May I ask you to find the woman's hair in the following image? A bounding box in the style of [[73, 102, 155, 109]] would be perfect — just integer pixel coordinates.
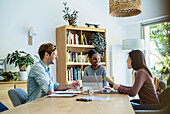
[[129, 50, 152, 77], [88, 49, 97, 58], [38, 43, 56, 60]]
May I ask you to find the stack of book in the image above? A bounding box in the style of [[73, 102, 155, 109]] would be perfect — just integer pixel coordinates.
[[67, 67, 82, 81], [66, 31, 80, 44]]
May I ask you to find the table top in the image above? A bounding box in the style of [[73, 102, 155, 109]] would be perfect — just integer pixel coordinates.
[[2, 92, 135, 114]]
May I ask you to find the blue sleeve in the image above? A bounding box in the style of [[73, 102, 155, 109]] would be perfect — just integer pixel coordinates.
[[83, 67, 88, 76], [102, 66, 107, 77], [54, 82, 59, 90], [102, 66, 107, 87], [50, 75, 59, 91], [49, 69, 59, 91]]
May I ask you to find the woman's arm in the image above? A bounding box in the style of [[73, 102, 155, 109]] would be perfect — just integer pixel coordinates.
[[118, 70, 147, 97]]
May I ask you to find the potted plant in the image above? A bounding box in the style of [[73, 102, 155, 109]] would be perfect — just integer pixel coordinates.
[[89, 32, 107, 57], [0, 71, 19, 81], [62, 2, 78, 26], [5, 50, 34, 81]]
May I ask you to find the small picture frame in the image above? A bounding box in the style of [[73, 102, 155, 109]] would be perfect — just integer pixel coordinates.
[[0, 59, 6, 72]]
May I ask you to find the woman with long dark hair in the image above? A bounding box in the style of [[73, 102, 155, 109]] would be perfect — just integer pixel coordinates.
[[112, 50, 159, 105]]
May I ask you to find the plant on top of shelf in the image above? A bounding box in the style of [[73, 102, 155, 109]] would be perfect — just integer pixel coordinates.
[[62, 2, 78, 26], [5, 50, 34, 71], [89, 32, 106, 57]]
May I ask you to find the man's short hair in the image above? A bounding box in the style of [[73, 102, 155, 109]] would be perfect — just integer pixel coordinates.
[[38, 43, 56, 60]]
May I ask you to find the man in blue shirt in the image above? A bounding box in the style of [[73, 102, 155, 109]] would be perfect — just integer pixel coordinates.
[[27, 43, 79, 102]]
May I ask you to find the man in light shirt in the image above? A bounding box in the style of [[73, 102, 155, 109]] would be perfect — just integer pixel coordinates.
[[27, 43, 79, 102]]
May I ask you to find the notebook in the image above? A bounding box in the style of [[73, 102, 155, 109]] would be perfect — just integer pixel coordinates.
[[82, 76, 103, 90]]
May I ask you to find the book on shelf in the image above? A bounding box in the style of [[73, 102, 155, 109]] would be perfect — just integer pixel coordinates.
[[67, 52, 80, 62], [70, 67, 73, 81], [73, 67, 77, 80], [77, 67, 82, 80], [66, 31, 80, 45], [66, 51, 69, 62], [68, 51, 73, 62], [67, 67, 82, 81], [83, 34, 88, 45], [66, 31, 69, 44], [81, 35, 85, 45]]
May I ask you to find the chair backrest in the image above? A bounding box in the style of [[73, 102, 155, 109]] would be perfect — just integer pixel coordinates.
[[135, 104, 170, 114], [153, 77, 167, 94], [8, 88, 28, 107], [158, 88, 170, 105], [159, 80, 166, 91], [0, 102, 8, 112]]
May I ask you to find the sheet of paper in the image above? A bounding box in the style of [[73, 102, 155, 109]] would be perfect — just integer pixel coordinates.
[[47, 94, 76, 97], [54, 91, 81, 94], [81, 96, 116, 101]]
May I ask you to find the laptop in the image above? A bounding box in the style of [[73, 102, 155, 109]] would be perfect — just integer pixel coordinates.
[[82, 76, 103, 90]]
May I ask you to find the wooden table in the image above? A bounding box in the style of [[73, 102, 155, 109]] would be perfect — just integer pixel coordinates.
[[2, 92, 135, 114]]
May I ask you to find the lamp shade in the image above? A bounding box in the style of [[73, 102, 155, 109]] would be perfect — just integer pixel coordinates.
[[109, 0, 141, 17], [122, 39, 145, 50], [29, 26, 37, 36]]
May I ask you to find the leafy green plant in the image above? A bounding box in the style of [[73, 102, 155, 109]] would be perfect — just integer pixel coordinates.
[[150, 22, 170, 82], [6, 50, 34, 71], [0, 71, 19, 81], [89, 32, 107, 57], [62, 2, 78, 26]]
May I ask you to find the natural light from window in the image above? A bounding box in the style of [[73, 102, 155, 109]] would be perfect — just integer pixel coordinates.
[[144, 22, 170, 82]]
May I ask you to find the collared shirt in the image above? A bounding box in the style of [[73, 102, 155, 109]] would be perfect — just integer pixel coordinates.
[[27, 60, 59, 102]]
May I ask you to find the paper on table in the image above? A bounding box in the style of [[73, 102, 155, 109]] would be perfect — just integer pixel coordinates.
[[47, 94, 77, 97], [54, 91, 81, 94], [80, 96, 116, 101]]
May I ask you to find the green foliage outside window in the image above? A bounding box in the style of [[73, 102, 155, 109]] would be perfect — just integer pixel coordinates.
[[150, 22, 170, 82]]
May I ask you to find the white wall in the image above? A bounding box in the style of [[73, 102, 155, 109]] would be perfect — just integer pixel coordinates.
[[0, 0, 126, 83], [118, 0, 170, 25], [0, 0, 169, 85], [120, 0, 170, 85]]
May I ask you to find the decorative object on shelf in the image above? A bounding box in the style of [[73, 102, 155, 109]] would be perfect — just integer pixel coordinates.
[[5, 50, 34, 81], [62, 2, 78, 26], [28, 26, 37, 45], [85, 23, 100, 28], [109, 0, 141, 17], [89, 32, 106, 57], [0, 71, 19, 81]]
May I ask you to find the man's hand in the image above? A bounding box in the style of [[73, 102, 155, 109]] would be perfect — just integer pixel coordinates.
[[113, 84, 120, 90], [48, 90, 52, 95], [68, 80, 80, 89]]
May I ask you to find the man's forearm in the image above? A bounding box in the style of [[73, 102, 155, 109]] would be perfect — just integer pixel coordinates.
[[55, 85, 69, 91]]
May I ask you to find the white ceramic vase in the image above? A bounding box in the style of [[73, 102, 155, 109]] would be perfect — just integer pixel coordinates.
[[19, 71, 28, 81]]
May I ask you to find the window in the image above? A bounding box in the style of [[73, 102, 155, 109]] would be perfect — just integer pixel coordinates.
[[141, 16, 170, 82]]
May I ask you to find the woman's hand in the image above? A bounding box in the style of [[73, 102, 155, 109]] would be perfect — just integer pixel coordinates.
[[113, 84, 120, 90]]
